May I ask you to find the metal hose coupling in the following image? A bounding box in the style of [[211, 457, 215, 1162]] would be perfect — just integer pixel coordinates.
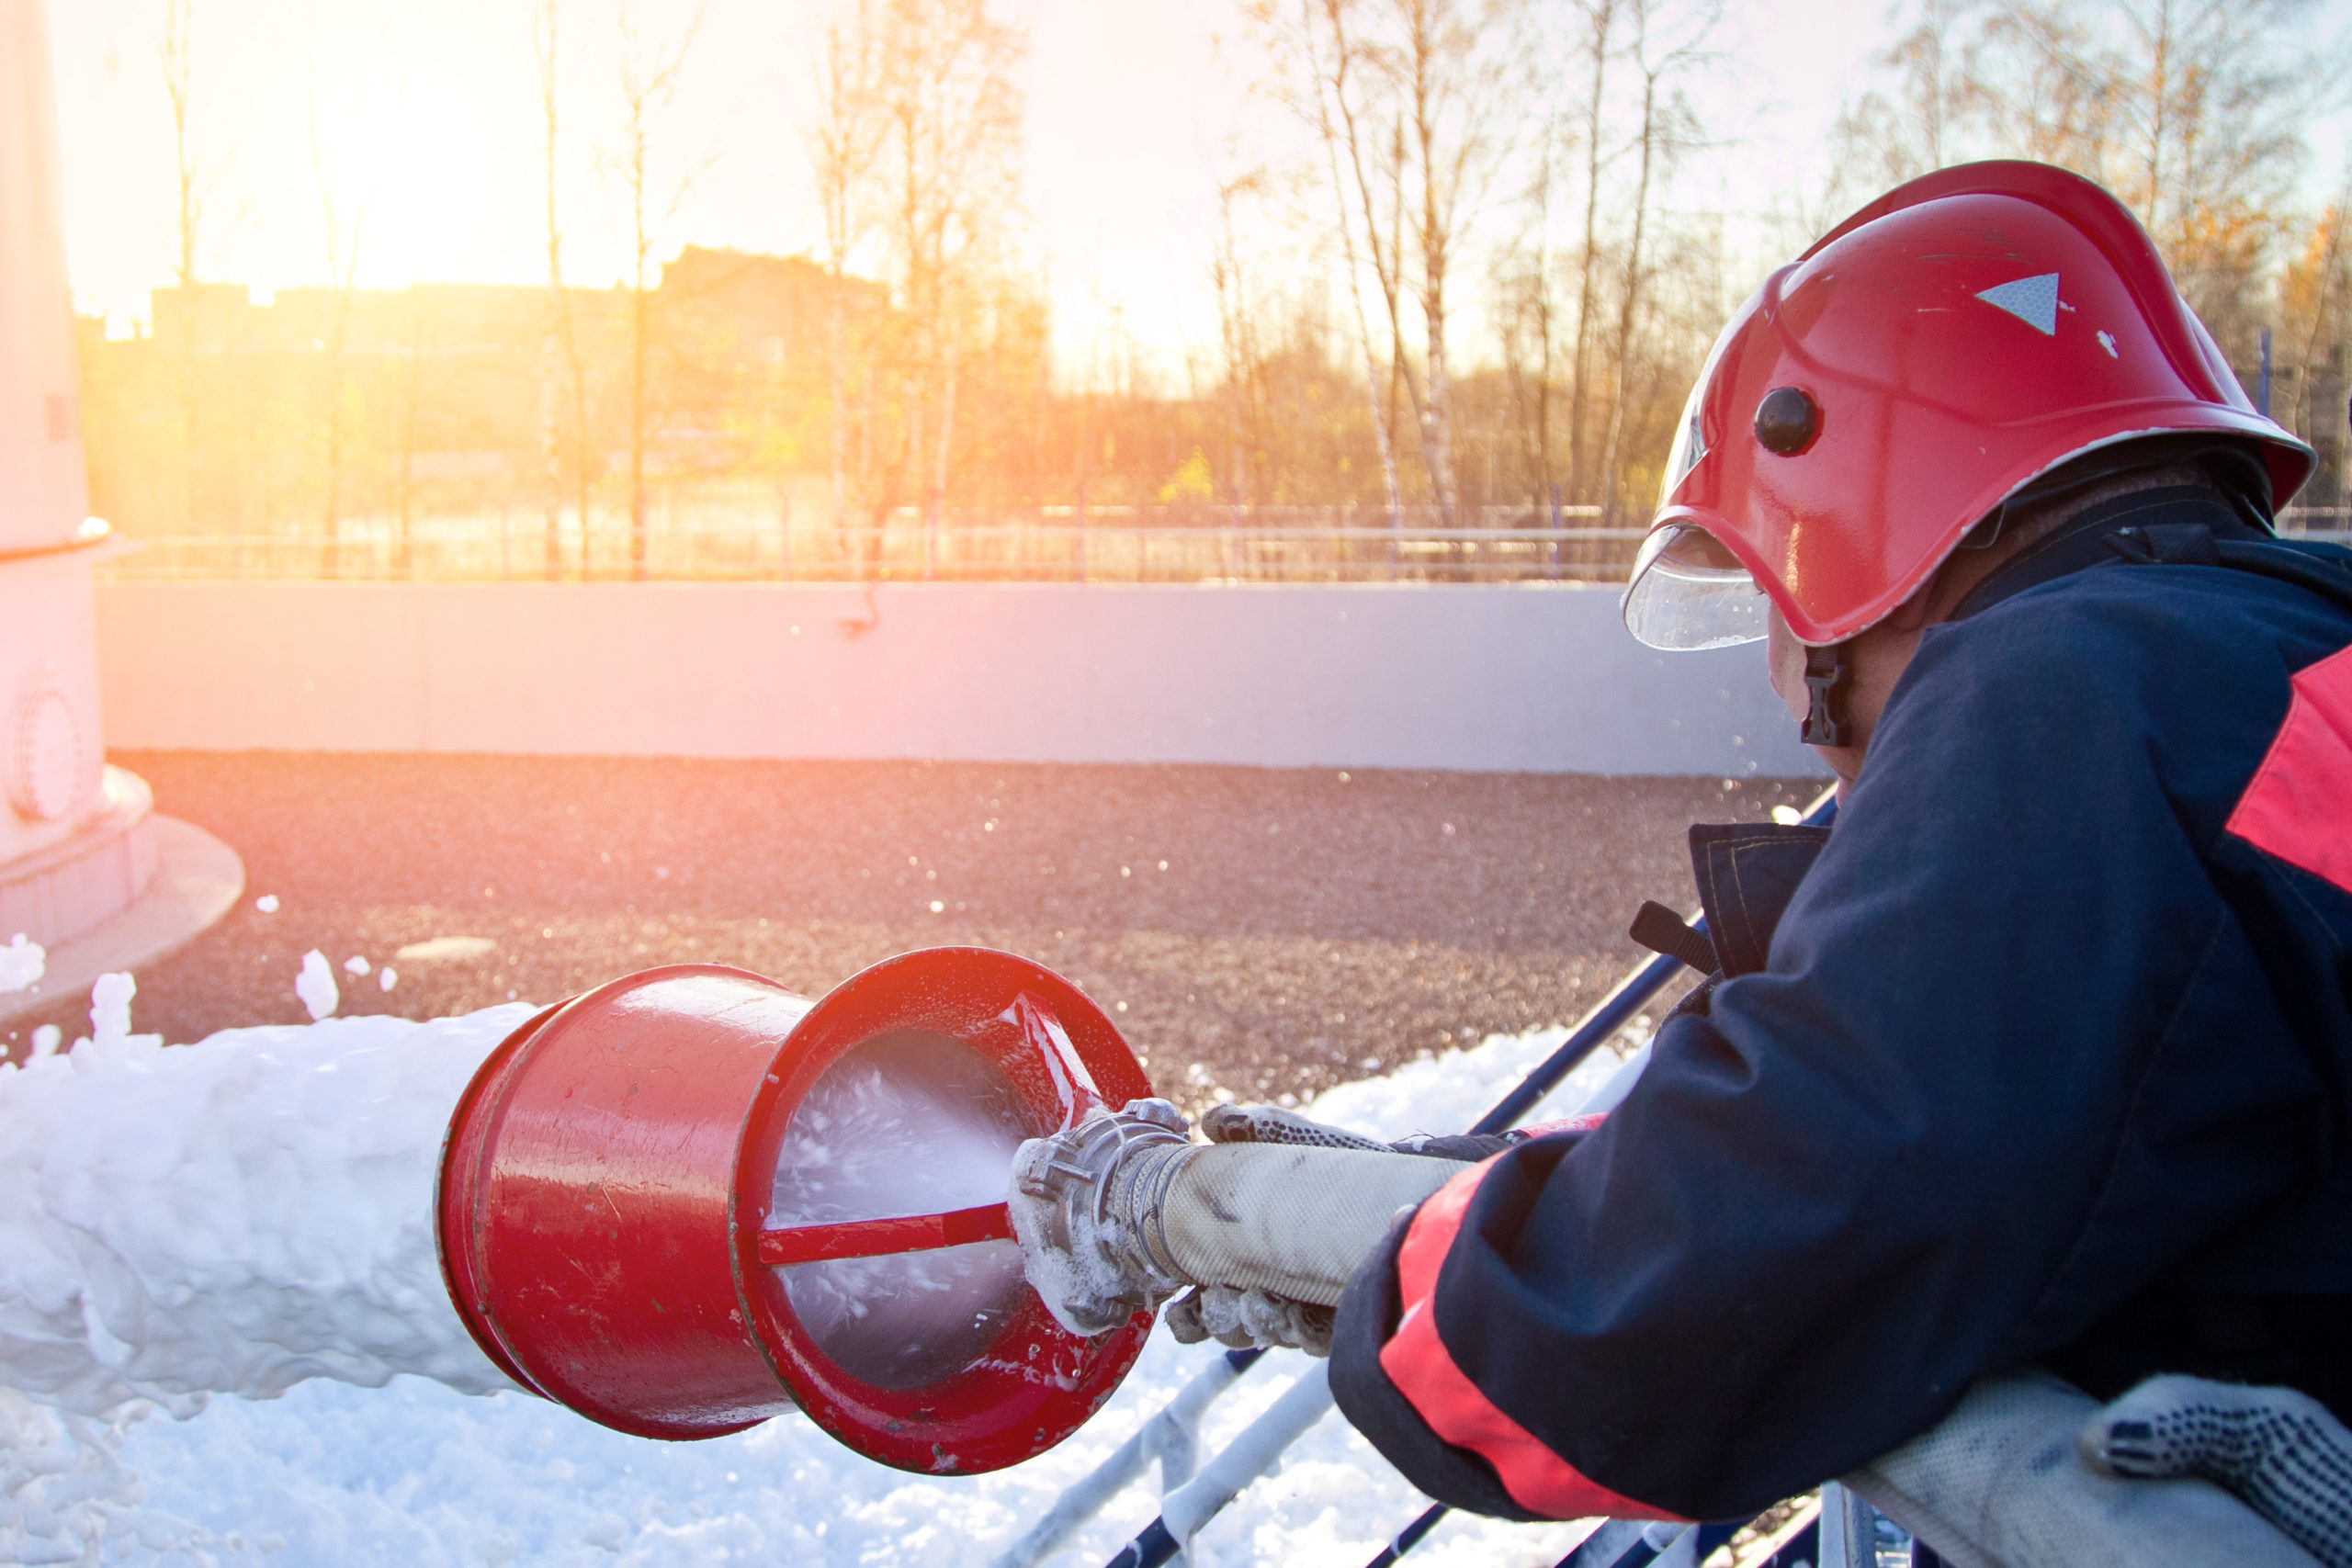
[[1011, 1098, 1200, 1336]]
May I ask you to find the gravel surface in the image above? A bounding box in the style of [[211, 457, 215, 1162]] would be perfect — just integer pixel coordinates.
[[11, 754, 1822, 1111]]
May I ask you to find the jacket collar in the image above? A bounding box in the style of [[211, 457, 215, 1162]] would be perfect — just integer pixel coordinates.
[[1949, 485, 2265, 624]]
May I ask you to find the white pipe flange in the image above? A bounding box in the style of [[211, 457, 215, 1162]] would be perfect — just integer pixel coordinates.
[[8, 680, 83, 821]]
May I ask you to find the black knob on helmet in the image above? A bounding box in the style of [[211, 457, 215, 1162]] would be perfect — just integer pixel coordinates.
[[1754, 387, 1821, 456]]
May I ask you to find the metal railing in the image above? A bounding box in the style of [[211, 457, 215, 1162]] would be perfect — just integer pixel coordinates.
[[91, 498, 2351, 587], [2276, 504, 2352, 541], [91, 501, 1644, 585]]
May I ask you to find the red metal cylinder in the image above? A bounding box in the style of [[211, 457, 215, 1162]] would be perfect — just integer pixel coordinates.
[[436, 947, 1154, 1472]]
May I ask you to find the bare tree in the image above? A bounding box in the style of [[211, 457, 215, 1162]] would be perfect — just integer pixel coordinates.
[[2285, 174, 2352, 428], [2099, 0, 2318, 344], [161, 0, 210, 530], [613, 2, 707, 581], [798, 0, 1023, 577], [1298, 2, 1406, 529], [162, 0, 207, 293], [1827, 0, 1983, 196], [1284, 0, 1509, 520], [891, 0, 1023, 569], [536, 0, 591, 580], [1393, 0, 1514, 524], [1495, 103, 1562, 516], [806, 0, 887, 563], [1283, 3, 1424, 509], [393, 292, 422, 578], [1245, 0, 1407, 526], [842, 0, 1024, 572], [1975, 2, 2117, 173], [1841, 0, 2323, 366], [1209, 162, 1269, 514], [1564, 0, 1615, 506], [2277, 167, 2352, 502], [308, 63, 367, 577], [1596, 0, 1715, 523]]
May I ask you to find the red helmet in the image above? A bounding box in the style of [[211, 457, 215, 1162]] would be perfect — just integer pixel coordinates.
[[1623, 161, 2315, 650]]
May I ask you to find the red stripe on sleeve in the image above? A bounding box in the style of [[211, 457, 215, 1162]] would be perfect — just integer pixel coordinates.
[[2227, 644, 2352, 895], [1375, 1161, 1682, 1522], [1516, 1111, 1610, 1139]]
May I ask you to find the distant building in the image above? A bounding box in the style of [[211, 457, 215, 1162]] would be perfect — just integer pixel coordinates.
[[82, 247, 889, 536]]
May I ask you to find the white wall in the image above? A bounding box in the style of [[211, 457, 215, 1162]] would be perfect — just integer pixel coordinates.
[[95, 581, 1825, 777]]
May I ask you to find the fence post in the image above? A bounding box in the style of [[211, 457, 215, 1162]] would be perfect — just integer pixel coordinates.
[[1550, 482, 1565, 579], [780, 483, 794, 583]]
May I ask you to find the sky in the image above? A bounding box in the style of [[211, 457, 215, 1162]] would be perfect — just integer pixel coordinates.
[[41, 0, 2352, 382]]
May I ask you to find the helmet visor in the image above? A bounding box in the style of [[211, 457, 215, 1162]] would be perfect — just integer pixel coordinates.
[[1622, 522, 1771, 650]]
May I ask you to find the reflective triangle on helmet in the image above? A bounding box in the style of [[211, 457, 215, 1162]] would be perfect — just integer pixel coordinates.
[[1976, 272, 2061, 335]]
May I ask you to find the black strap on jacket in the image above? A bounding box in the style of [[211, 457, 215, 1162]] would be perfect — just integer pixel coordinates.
[[1948, 482, 2352, 625], [2104, 519, 2352, 617], [1633, 823, 1834, 1022], [1948, 485, 2256, 622]]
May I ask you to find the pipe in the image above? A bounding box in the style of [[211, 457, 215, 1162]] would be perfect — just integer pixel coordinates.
[[1102, 1361, 1340, 1567], [1847, 1371, 2324, 1568], [988, 1349, 1251, 1568], [1084, 985, 1683, 1568], [1551, 1519, 1743, 1567], [438, 949, 1154, 1472], [1552, 1520, 1688, 1568], [1815, 1480, 1875, 1568], [1363, 1505, 1446, 1568], [1160, 1360, 1336, 1546]]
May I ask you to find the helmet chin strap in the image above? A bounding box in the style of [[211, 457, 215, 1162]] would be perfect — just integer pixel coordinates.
[[1802, 640, 1855, 748]]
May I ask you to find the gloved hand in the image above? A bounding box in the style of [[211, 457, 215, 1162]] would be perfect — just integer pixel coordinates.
[[1198, 1101, 1526, 1163], [1165, 1284, 1335, 1356], [1009, 1098, 1503, 1349], [2077, 1373, 2352, 1568], [1157, 1103, 1524, 1356]]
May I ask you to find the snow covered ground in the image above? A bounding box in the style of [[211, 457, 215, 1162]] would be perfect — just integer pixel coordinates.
[[0, 965, 1649, 1567]]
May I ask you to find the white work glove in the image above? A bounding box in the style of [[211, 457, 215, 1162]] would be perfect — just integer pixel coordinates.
[[1198, 1101, 1528, 1164], [1009, 1099, 1499, 1349], [2077, 1373, 2352, 1568], [1165, 1282, 1335, 1357]]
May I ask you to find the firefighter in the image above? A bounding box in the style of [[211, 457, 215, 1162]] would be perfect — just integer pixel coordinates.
[[1010, 162, 2352, 1551]]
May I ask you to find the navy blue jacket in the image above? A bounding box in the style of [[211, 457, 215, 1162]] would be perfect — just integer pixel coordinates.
[[1330, 491, 2352, 1523]]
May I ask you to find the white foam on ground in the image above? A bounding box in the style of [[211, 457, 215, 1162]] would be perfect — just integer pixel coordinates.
[[0, 1388, 247, 1563], [292, 953, 339, 1022], [0, 1005, 526, 1421], [0, 937, 41, 996], [0, 1005, 1637, 1564], [1303, 1015, 1646, 1141], [77, 974, 158, 1055]]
